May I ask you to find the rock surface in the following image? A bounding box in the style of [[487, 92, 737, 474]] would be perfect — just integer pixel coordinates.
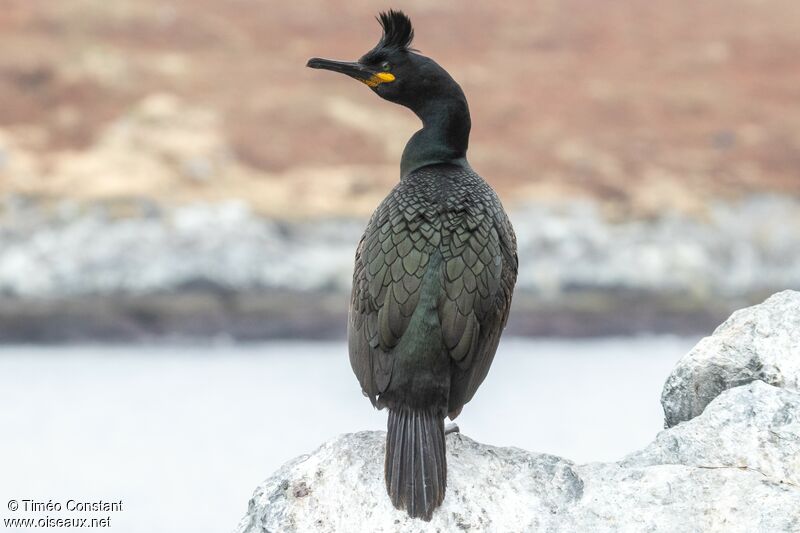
[[235, 381, 800, 533], [662, 290, 800, 427]]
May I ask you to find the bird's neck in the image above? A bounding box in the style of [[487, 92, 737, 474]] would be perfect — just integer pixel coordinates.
[[400, 97, 471, 178]]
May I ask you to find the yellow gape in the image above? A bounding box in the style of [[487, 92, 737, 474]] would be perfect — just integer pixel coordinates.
[[363, 72, 396, 87]]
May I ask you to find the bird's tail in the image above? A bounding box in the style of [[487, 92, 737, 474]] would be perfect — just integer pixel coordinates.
[[384, 405, 447, 521]]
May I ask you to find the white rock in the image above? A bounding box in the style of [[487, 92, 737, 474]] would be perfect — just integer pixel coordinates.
[[627, 381, 800, 484], [661, 290, 800, 427], [234, 381, 800, 533]]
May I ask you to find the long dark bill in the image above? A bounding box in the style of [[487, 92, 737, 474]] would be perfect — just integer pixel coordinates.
[[306, 58, 374, 83]]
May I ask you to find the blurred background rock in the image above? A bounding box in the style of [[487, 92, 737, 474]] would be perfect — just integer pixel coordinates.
[[1, 0, 798, 342]]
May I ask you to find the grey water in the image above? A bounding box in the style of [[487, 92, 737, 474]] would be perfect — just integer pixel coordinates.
[[0, 336, 698, 533]]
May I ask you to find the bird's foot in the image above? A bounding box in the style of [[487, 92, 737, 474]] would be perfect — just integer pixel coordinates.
[[444, 422, 460, 435]]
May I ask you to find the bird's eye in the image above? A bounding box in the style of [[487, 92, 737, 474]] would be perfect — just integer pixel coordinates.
[[381, 61, 391, 72]]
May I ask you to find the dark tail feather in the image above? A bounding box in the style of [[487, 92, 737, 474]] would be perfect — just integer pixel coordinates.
[[385, 406, 447, 521]]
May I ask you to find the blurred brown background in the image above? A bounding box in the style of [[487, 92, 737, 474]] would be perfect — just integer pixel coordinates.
[[0, 0, 798, 341], [2, 0, 798, 216]]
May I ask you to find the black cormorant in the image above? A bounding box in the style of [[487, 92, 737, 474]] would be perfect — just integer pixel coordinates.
[[307, 10, 518, 521]]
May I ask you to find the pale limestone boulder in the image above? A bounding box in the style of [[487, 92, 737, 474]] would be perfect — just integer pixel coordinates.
[[662, 290, 800, 427], [235, 382, 800, 533]]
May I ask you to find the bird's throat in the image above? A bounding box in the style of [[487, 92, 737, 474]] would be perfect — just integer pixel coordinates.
[[400, 98, 471, 178]]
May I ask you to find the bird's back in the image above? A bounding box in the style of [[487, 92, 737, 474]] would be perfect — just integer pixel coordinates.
[[348, 163, 517, 418]]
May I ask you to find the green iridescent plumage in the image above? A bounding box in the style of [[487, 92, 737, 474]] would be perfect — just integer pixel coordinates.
[[308, 9, 518, 521]]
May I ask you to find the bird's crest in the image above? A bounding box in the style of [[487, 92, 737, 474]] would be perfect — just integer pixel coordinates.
[[362, 10, 416, 63], [377, 10, 415, 51]]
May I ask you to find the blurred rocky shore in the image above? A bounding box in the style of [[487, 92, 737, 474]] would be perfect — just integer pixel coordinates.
[[2, 0, 799, 341], [1, 195, 798, 342]]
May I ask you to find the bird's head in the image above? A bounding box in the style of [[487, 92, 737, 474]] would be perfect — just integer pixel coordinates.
[[307, 10, 462, 114]]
